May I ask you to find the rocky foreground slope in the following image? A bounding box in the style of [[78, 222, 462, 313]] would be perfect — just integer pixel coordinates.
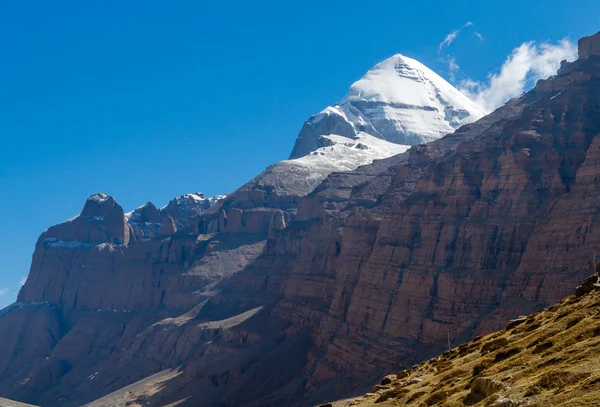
[[326, 274, 600, 407]]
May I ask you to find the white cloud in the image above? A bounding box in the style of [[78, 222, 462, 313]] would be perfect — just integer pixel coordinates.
[[458, 39, 577, 113], [474, 31, 484, 42], [439, 30, 461, 54], [447, 57, 460, 81], [0, 288, 8, 298], [438, 22, 475, 54], [20, 276, 27, 286]]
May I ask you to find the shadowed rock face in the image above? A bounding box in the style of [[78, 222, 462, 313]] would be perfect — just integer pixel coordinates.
[[0, 189, 272, 406], [1, 36, 600, 407]]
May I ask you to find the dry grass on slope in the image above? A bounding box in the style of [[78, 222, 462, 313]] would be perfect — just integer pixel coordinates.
[[324, 277, 600, 407], [0, 398, 38, 407]]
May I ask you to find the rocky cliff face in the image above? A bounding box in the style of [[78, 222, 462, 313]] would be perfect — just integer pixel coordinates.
[[0, 36, 598, 407], [327, 274, 600, 407], [154, 36, 600, 405], [579, 31, 600, 60], [0, 188, 270, 406]]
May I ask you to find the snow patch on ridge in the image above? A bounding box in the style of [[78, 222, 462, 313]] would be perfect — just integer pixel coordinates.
[[243, 133, 410, 197], [89, 193, 111, 203]]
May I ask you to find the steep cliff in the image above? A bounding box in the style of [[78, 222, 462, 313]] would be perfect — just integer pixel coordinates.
[[157, 31, 600, 406], [326, 273, 600, 407], [1, 33, 599, 407]]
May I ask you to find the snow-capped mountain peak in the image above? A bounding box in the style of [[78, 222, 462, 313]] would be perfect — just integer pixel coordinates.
[[343, 54, 476, 108], [289, 54, 485, 159]]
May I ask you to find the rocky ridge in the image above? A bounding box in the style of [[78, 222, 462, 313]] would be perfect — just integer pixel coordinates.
[[126, 192, 226, 239], [0, 32, 598, 407]]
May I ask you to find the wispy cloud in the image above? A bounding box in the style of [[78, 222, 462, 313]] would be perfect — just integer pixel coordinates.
[[20, 276, 27, 286], [438, 22, 485, 78], [438, 22, 474, 54], [458, 39, 577, 113], [447, 57, 460, 81], [0, 288, 8, 298], [439, 30, 461, 54]]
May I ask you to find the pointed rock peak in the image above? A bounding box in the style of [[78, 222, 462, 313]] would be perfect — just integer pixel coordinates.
[[81, 193, 123, 218], [579, 31, 600, 60], [140, 201, 161, 218], [161, 192, 226, 228], [181, 192, 206, 201], [128, 202, 162, 223]]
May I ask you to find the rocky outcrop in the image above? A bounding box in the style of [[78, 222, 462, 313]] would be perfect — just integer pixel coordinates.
[[159, 215, 177, 235], [578, 31, 600, 60], [127, 202, 163, 239], [161, 193, 225, 230], [41, 193, 133, 246], [193, 207, 290, 236], [127, 193, 226, 240], [289, 108, 357, 160]]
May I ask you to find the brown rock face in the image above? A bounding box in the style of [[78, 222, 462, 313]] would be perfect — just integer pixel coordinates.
[[0, 179, 299, 406], [578, 31, 600, 60], [193, 206, 291, 235], [2, 36, 600, 407], [159, 215, 177, 235], [173, 48, 600, 405], [127, 202, 163, 239]]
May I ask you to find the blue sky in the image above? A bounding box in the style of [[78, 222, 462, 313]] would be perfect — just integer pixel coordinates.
[[0, 0, 598, 307]]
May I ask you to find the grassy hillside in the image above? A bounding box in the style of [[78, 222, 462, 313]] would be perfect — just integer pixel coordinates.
[[324, 276, 600, 407]]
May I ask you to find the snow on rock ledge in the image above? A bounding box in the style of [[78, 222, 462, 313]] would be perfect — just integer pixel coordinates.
[[238, 133, 410, 198]]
